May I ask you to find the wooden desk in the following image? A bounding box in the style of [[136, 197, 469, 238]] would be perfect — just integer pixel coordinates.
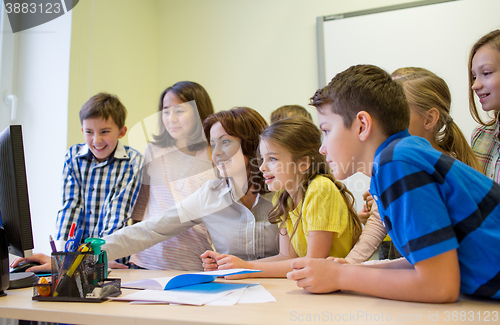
[[0, 269, 498, 325]]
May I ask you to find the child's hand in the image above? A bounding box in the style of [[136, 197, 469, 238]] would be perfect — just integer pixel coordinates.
[[358, 191, 374, 225], [287, 257, 342, 293], [330, 257, 350, 264], [200, 250, 221, 271], [215, 254, 252, 279], [10, 253, 51, 273]]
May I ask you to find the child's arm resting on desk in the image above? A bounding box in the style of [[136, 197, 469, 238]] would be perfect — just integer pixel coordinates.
[[213, 230, 333, 279], [287, 249, 460, 303]]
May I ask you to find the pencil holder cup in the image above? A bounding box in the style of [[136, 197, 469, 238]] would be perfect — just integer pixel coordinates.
[[32, 250, 119, 302]]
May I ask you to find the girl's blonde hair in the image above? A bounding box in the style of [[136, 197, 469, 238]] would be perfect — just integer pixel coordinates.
[[468, 29, 500, 126], [392, 67, 481, 171], [261, 116, 362, 246]]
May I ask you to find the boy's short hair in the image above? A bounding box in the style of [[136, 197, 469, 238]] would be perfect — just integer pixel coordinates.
[[270, 105, 312, 123], [79, 92, 127, 129], [310, 64, 410, 136]]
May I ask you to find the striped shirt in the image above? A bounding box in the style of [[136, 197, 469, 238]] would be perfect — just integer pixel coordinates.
[[471, 117, 500, 182], [55, 141, 142, 244], [371, 130, 500, 299]]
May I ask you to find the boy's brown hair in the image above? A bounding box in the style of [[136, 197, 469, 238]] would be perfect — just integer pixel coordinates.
[[270, 105, 312, 124], [310, 64, 410, 136], [79, 92, 127, 129]]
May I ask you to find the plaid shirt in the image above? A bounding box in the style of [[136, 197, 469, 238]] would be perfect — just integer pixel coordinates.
[[471, 117, 500, 182], [55, 141, 142, 244]]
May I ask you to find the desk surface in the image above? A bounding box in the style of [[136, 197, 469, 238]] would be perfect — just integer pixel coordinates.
[[0, 269, 499, 325]]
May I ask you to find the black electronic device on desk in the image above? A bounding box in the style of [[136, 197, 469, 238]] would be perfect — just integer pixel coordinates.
[[10, 261, 41, 273], [8, 261, 42, 290], [0, 125, 37, 296]]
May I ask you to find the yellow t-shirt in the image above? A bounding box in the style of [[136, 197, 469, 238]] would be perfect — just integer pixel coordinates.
[[280, 175, 354, 258]]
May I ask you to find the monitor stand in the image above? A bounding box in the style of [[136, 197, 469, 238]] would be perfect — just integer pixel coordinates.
[[0, 227, 38, 296], [0, 227, 9, 296]]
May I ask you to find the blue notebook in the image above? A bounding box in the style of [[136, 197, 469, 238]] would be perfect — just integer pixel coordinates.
[[122, 268, 262, 290]]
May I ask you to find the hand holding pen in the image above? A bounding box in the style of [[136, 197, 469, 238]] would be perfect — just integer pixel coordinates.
[[200, 250, 221, 271]]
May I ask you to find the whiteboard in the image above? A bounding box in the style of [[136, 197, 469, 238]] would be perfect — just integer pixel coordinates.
[[319, 0, 500, 142]]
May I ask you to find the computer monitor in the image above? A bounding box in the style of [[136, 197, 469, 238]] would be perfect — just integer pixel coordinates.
[[0, 125, 35, 296]]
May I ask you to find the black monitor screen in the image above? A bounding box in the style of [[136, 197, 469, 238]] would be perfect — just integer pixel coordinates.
[[0, 125, 34, 257]]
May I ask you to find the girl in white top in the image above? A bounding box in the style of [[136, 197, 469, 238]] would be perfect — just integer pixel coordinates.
[[102, 107, 279, 262], [129, 81, 216, 270]]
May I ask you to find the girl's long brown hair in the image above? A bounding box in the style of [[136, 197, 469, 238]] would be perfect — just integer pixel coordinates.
[[392, 67, 481, 171], [262, 117, 362, 247], [203, 107, 269, 195]]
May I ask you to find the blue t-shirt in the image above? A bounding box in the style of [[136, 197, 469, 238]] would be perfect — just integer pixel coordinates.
[[370, 130, 500, 299]]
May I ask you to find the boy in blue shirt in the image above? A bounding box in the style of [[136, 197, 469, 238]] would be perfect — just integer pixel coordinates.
[[287, 65, 500, 302], [55, 93, 142, 260]]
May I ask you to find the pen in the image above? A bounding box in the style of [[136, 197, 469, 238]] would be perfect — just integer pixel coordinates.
[[49, 235, 57, 253], [207, 235, 216, 253], [206, 235, 219, 268], [53, 242, 91, 297], [73, 228, 84, 247], [68, 222, 76, 239], [49, 235, 60, 271]]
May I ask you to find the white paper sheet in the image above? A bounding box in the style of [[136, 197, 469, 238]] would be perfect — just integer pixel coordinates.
[[237, 284, 276, 304], [113, 288, 230, 306], [114, 282, 276, 306]]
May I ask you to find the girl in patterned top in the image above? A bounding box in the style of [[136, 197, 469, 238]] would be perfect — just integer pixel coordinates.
[[129, 81, 216, 270], [469, 30, 500, 181]]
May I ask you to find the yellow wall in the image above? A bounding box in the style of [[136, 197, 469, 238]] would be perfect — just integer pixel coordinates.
[[68, 0, 419, 147], [157, 0, 419, 123], [67, 0, 159, 147]]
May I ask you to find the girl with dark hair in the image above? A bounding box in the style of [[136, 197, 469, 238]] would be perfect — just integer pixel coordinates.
[[129, 81, 216, 270]]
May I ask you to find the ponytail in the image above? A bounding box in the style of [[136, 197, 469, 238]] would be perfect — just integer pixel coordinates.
[[438, 120, 481, 172]]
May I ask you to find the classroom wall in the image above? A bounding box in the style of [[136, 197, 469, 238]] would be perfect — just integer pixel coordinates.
[[15, 12, 72, 255], [156, 0, 419, 123], [62, 0, 424, 219], [67, 0, 160, 148], [67, 0, 421, 146]]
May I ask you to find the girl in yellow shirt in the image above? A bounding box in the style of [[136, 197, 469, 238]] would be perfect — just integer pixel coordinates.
[[202, 117, 361, 277]]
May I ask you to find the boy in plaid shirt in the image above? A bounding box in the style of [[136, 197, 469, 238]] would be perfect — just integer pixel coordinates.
[[55, 93, 142, 266]]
